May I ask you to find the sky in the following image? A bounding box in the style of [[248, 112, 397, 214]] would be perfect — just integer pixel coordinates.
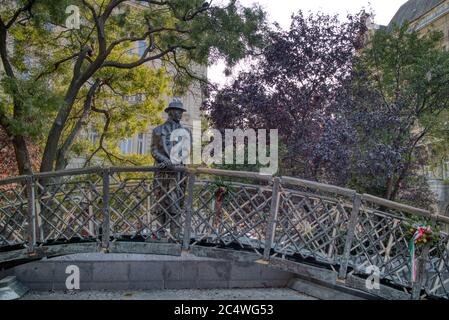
[[208, 0, 408, 85]]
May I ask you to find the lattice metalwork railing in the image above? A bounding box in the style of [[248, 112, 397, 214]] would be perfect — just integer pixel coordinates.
[[189, 180, 272, 253], [347, 199, 414, 289], [272, 186, 352, 265], [108, 169, 188, 244], [0, 177, 29, 248], [34, 171, 103, 245], [422, 232, 449, 298], [1, 166, 449, 300]]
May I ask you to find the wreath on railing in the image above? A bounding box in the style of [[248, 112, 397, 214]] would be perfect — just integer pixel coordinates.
[[405, 219, 440, 283], [405, 217, 441, 246], [207, 179, 235, 229], [406, 224, 435, 245]]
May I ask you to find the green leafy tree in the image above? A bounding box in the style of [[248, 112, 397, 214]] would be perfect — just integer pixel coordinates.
[[346, 23, 449, 204], [423, 109, 449, 176], [0, 0, 267, 175]]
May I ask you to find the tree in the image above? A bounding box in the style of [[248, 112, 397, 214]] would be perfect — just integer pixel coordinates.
[[344, 23, 449, 204], [0, 0, 267, 175], [62, 55, 170, 169], [203, 11, 369, 179], [205, 13, 449, 208]]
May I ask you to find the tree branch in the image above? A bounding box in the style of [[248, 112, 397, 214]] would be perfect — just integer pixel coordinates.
[[35, 53, 80, 81], [83, 104, 139, 167], [106, 29, 154, 54], [81, 0, 107, 55], [83, 105, 111, 166], [73, 46, 93, 80], [0, 23, 16, 79], [5, 0, 36, 29], [102, 45, 194, 69], [106, 25, 190, 54], [172, 51, 208, 84], [102, 0, 128, 20], [183, 1, 212, 21], [55, 79, 101, 170], [390, 127, 429, 200]]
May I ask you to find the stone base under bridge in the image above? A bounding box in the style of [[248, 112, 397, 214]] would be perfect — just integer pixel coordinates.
[[0, 252, 294, 291]]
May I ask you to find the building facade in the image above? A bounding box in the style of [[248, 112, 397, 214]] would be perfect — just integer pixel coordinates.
[[390, 0, 449, 48]]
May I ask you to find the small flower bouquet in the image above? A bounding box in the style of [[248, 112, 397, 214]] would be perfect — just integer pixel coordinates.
[[405, 221, 438, 247], [406, 221, 438, 283], [407, 224, 434, 245]]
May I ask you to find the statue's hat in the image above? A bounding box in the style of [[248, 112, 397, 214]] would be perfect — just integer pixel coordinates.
[[165, 98, 187, 113]]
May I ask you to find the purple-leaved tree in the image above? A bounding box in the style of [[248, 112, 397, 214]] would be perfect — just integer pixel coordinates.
[[204, 11, 369, 180], [205, 13, 449, 208]]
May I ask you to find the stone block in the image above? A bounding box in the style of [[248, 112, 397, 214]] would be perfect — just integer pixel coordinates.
[[260, 266, 293, 280], [128, 262, 164, 281], [162, 261, 182, 280], [230, 262, 261, 280], [181, 261, 199, 280], [92, 262, 129, 282], [197, 261, 231, 281], [128, 280, 165, 290], [13, 262, 55, 283]]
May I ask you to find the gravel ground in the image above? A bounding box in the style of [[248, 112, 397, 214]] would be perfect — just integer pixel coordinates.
[[21, 288, 316, 300]]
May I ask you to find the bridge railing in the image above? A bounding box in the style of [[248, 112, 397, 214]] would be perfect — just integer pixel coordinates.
[[0, 175, 30, 249], [1, 166, 448, 299]]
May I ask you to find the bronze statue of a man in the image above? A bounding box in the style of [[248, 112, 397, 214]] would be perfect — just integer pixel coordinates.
[[150, 99, 190, 240]]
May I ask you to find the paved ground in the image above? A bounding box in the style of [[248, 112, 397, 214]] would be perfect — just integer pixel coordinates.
[[21, 288, 316, 300]]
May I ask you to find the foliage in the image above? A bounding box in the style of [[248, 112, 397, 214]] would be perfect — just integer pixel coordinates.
[[0, 0, 268, 175], [205, 14, 449, 208], [204, 11, 369, 180], [344, 23, 449, 204], [207, 177, 235, 200], [425, 108, 449, 170]]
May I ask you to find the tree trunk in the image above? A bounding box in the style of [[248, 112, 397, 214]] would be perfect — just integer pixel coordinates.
[[54, 80, 101, 171], [386, 176, 394, 200], [40, 55, 104, 173], [39, 84, 81, 173], [0, 22, 33, 176], [12, 135, 33, 175]]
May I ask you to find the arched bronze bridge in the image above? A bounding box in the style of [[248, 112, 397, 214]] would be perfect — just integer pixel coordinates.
[[0, 166, 448, 300]]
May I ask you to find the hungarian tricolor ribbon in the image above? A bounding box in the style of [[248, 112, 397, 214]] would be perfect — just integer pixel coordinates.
[[409, 225, 429, 283]]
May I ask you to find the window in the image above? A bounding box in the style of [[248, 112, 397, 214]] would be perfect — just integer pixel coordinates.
[[137, 133, 145, 155], [135, 0, 150, 7], [120, 138, 133, 154], [20, 56, 32, 80], [444, 161, 449, 180], [122, 94, 144, 103], [132, 40, 148, 57], [43, 23, 55, 32], [137, 40, 147, 57], [88, 130, 99, 144]]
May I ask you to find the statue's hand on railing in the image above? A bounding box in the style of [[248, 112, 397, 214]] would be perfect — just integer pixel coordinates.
[[157, 159, 173, 169], [157, 160, 185, 170]]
